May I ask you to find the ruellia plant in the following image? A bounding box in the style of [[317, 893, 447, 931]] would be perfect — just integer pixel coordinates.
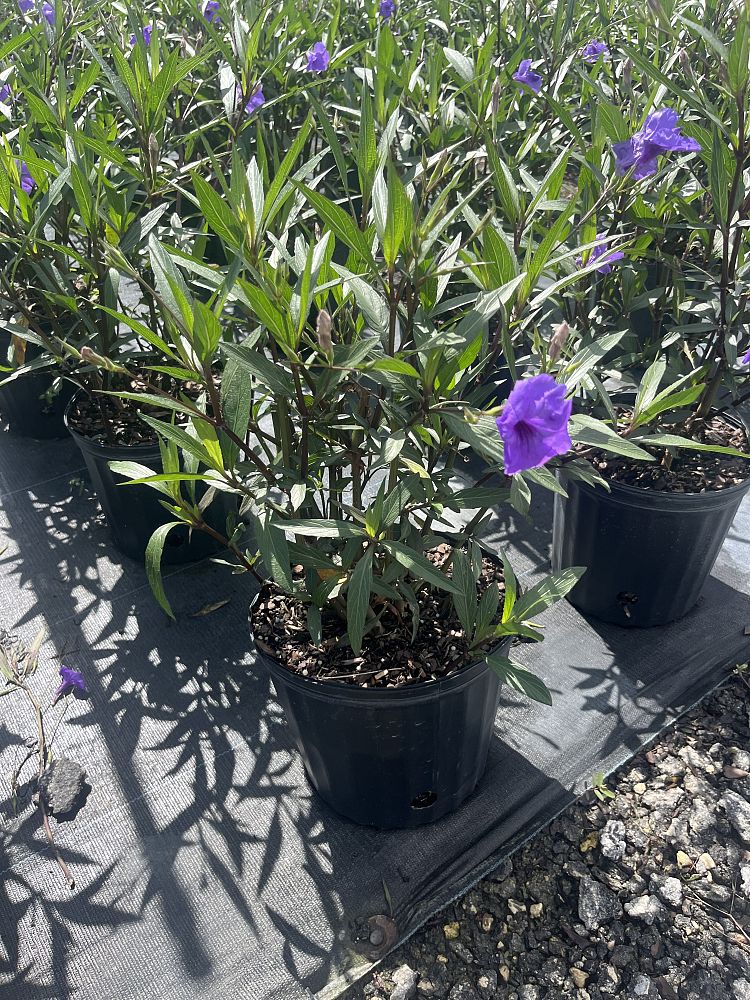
[[102, 82, 650, 699]]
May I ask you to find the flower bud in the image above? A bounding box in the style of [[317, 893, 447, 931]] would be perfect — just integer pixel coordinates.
[[622, 57, 633, 92], [491, 78, 501, 117], [148, 133, 159, 178], [316, 309, 333, 355], [80, 346, 126, 372], [548, 321, 570, 363]]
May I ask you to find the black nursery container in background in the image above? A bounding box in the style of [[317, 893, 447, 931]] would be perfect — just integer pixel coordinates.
[[551, 470, 750, 627], [253, 625, 511, 829], [66, 395, 224, 564], [0, 368, 74, 439]]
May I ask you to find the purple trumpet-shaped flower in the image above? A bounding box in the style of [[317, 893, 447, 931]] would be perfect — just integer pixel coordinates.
[[576, 233, 625, 275], [244, 85, 265, 115], [203, 0, 220, 23], [496, 374, 573, 476], [18, 161, 35, 194], [41, 1, 54, 24], [18, 0, 34, 13], [379, 0, 396, 19], [130, 24, 152, 46], [613, 107, 701, 180], [52, 665, 87, 705], [581, 40, 609, 63], [741, 346, 750, 365], [512, 59, 542, 94], [0, 82, 11, 103], [307, 41, 330, 74]]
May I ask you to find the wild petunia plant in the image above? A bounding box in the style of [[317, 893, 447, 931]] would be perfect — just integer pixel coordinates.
[[106, 85, 605, 700]]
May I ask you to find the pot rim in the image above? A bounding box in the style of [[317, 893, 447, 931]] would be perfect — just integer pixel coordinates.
[[65, 389, 162, 460], [560, 411, 750, 509], [249, 577, 514, 702], [254, 632, 512, 703], [558, 465, 750, 511]]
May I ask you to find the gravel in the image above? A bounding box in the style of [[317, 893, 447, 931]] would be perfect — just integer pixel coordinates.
[[353, 673, 750, 1000]]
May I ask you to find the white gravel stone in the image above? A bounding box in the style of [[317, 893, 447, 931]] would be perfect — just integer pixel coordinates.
[[600, 819, 627, 861]]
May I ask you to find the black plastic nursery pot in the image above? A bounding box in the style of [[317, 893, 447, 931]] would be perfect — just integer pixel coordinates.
[[551, 469, 750, 628], [66, 394, 226, 564], [253, 624, 511, 829], [0, 366, 74, 439]]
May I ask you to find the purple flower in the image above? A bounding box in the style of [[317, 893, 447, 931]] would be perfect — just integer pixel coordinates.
[[0, 83, 11, 103], [496, 374, 572, 476], [244, 85, 265, 115], [577, 233, 625, 275], [307, 42, 330, 74], [379, 0, 396, 19], [613, 107, 701, 180], [512, 59, 542, 94], [582, 40, 609, 63], [741, 347, 750, 365], [41, 1, 54, 25], [52, 665, 87, 705], [203, 0, 220, 23], [19, 161, 35, 194], [17, 0, 34, 13], [130, 24, 152, 46]]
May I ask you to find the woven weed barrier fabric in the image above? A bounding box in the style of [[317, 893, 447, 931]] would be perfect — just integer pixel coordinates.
[[1, 433, 749, 1000]]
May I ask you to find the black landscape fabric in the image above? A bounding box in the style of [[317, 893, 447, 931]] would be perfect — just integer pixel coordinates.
[[1, 432, 749, 1000]]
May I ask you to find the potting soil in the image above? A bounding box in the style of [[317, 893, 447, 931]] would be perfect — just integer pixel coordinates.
[[1, 433, 748, 1000]]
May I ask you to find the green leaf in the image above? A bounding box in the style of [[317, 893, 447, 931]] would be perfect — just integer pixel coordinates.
[[500, 551, 517, 623], [381, 540, 462, 595], [381, 481, 412, 527], [509, 567, 585, 624], [443, 46, 475, 82], [307, 606, 322, 645], [486, 144, 521, 223], [298, 184, 376, 270], [146, 522, 182, 619], [139, 413, 217, 468], [630, 433, 750, 458], [442, 411, 505, 464], [474, 581, 500, 644], [219, 355, 253, 467], [383, 166, 410, 269], [634, 384, 705, 428], [108, 460, 170, 497], [346, 547, 373, 654], [562, 331, 627, 390], [275, 519, 366, 538], [709, 127, 730, 227], [485, 654, 552, 705], [192, 173, 241, 246], [569, 414, 655, 461], [256, 513, 293, 591], [220, 342, 295, 397], [634, 358, 667, 419], [451, 549, 476, 636], [450, 486, 511, 508]]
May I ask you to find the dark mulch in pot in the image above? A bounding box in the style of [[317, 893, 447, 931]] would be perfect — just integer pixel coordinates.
[[350, 670, 750, 1000], [584, 414, 750, 493], [251, 543, 506, 689], [67, 375, 205, 447]]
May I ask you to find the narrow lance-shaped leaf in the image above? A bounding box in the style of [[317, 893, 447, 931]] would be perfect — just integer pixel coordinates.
[[346, 547, 374, 655]]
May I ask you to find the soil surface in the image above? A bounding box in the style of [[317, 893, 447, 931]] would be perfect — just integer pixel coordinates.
[[350, 671, 750, 1000], [67, 376, 202, 447], [584, 414, 750, 493], [251, 544, 506, 688]]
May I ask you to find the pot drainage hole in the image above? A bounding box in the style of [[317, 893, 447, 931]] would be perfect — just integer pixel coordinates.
[[411, 791, 437, 809]]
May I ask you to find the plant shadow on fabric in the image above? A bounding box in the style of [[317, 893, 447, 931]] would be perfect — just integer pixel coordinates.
[[0, 452, 348, 997]]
